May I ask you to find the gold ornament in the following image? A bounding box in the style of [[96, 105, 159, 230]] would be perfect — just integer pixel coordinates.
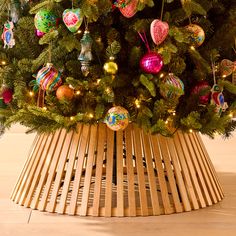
[[103, 61, 118, 75]]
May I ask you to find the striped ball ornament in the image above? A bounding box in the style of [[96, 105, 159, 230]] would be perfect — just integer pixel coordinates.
[[36, 63, 62, 91], [160, 73, 184, 99]]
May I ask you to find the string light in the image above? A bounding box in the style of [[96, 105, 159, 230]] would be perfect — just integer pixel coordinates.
[[222, 75, 227, 78], [106, 87, 111, 93], [77, 30, 82, 34], [96, 79, 101, 85], [75, 90, 81, 95], [42, 107, 47, 111], [29, 91, 34, 97], [160, 73, 164, 78], [135, 99, 141, 108], [189, 129, 193, 133], [229, 113, 233, 118], [70, 116, 75, 121], [0, 60, 7, 66], [172, 111, 176, 116], [88, 113, 94, 118], [165, 120, 169, 124], [190, 46, 195, 51]]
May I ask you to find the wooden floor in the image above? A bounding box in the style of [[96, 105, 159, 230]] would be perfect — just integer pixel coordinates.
[[0, 125, 236, 236]]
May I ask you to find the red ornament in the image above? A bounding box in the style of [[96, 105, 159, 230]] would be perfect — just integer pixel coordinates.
[[140, 51, 163, 74], [1, 88, 13, 104], [191, 81, 211, 105], [150, 19, 169, 46], [119, 0, 138, 18]]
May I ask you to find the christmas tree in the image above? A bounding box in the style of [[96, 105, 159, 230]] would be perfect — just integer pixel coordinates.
[[0, 0, 236, 138]]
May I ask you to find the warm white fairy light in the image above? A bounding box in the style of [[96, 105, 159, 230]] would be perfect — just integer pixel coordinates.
[[135, 99, 141, 108], [189, 129, 193, 133], [190, 46, 195, 51], [29, 91, 34, 97], [70, 116, 75, 121], [160, 73, 164, 78], [75, 90, 81, 95], [42, 107, 47, 111], [88, 113, 94, 118]]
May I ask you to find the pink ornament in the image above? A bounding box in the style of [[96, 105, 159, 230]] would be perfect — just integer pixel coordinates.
[[150, 19, 169, 46], [191, 81, 211, 105], [119, 0, 138, 18], [35, 29, 45, 38], [140, 51, 163, 74], [2, 88, 13, 104]]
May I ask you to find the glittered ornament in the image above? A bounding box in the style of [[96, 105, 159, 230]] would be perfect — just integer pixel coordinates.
[[1, 88, 13, 104], [35, 29, 45, 38], [119, 0, 138, 18], [150, 19, 169, 46], [160, 73, 184, 99], [78, 30, 93, 76], [140, 51, 163, 74], [105, 106, 129, 131], [56, 85, 74, 101], [220, 59, 236, 77], [211, 84, 228, 114], [36, 63, 62, 91], [34, 9, 57, 33], [63, 8, 83, 33], [191, 81, 211, 105], [103, 60, 118, 75], [185, 24, 205, 47], [1, 21, 15, 48]]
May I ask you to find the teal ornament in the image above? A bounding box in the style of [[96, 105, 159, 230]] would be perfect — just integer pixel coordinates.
[[34, 9, 57, 33], [105, 106, 129, 131], [160, 73, 184, 99], [63, 8, 83, 33], [78, 30, 93, 76]]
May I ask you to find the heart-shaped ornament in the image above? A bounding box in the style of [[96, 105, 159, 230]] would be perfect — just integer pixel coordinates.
[[150, 19, 169, 46], [63, 8, 83, 33], [119, 0, 138, 18]]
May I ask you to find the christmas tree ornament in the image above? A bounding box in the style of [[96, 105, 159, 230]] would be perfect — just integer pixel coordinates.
[[63, 8, 83, 33], [78, 30, 93, 76], [185, 24, 205, 47], [103, 57, 118, 75], [140, 51, 163, 74], [105, 106, 129, 131], [139, 32, 163, 74], [160, 73, 184, 99], [119, 0, 138, 18], [34, 9, 57, 33], [191, 81, 211, 105], [10, 0, 21, 23], [1, 21, 15, 48], [1, 87, 13, 104], [36, 63, 62, 91], [56, 85, 74, 101], [211, 84, 228, 114], [35, 29, 45, 38], [150, 19, 169, 46], [220, 59, 236, 77]]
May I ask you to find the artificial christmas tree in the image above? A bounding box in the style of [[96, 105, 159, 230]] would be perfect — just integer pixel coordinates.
[[0, 0, 235, 216]]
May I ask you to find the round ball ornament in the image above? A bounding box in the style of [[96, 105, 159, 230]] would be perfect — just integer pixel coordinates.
[[1, 88, 13, 104], [36, 63, 62, 91], [191, 81, 211, 105], [35, 29, 45, 38], [185, 24, 205, 47], [160, 73, 184, 99], [105, 106, 129, 131], [56, 85, 74, 101], [140, 51, 163, 74], [34, 9, 57, 33], [103, 60, 118, 75]]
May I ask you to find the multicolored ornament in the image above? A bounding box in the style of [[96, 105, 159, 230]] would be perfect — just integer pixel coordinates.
[[56, 85, 74, 101], [160, 73, 184, 99], [150, 19, 169, 46], [78, 30, 93, 76], [211, 84, 228, 114], [35, 29, 45, 38], [119, 0, 138, 18], [34, 9, 57, 33], [140, 51, 163, 74], [1, 21, 15, 48], [191, 81, 211, 105], [185, 24, 205, 47], [220, 59, 236, 77], [63, 8, 83, 33], [36, 63, 62, 91], [105, 106, 129, 131]]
